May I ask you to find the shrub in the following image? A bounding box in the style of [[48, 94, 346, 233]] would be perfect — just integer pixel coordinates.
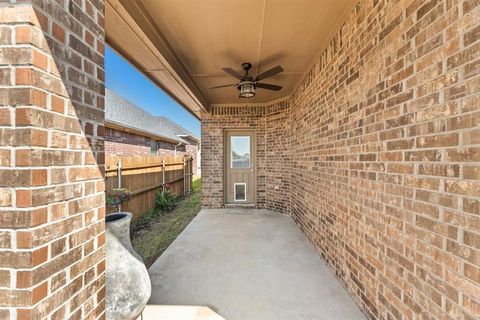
[[155, 184, 176, 212]]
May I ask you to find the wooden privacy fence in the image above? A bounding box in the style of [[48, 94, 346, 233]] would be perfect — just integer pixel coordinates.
[[105, 155, 193, 217]]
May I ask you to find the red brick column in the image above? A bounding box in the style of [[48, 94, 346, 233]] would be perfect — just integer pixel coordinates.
[[0, 1, 105, 319]]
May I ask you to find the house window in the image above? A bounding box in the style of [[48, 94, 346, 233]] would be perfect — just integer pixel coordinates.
[[150, 140, 158, 155], [231, 136, 250, 168], [234, 183, 247, 201]]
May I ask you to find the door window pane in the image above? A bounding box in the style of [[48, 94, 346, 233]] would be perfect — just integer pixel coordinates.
[[231, 136, 250, 168], [234, 183, 246, 201]]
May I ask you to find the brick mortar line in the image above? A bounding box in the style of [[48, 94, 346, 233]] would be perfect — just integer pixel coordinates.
[[0, 187, 104, 210], [0, 224, 105, 256], [24, 252, 105, 314]]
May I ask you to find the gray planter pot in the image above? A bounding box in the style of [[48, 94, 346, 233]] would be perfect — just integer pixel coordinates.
[[105, 212, 151, 320]]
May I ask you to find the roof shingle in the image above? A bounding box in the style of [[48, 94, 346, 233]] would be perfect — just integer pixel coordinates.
[[105, 88, 199, 144]]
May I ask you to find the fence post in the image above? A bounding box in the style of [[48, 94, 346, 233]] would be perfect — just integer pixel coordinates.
[[187, 157, 193, 194], [162, 159, 166, 192], [117, 159, 122, 212], [183, 156, 186, 196], [190, 156, 193, 193]]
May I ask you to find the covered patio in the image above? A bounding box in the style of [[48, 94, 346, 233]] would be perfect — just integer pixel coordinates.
[[147, 209, 364, 320], [2, 0, 480, 319]]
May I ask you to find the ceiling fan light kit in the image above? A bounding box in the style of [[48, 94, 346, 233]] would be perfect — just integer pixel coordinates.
[[239, 81, 255, 98], [210, 62, 284, 99]]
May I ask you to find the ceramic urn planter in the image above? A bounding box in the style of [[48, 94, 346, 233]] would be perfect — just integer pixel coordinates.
[[105, 212, 151, 320]]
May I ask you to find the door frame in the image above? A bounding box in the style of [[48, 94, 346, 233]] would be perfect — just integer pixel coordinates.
[[224, 128, 257, 206]]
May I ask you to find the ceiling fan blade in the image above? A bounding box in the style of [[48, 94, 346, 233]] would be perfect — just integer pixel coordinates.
[[254, 65, 283, 81], [208, 84, 237, 89], [256, 83, 282, 91], [222, 67, 243, 80]]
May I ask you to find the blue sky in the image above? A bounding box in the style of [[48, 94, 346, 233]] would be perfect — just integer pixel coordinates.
[[105, 46, 201, 137], [231, 136, 250, 156]]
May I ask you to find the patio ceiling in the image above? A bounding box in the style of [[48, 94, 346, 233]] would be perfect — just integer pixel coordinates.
[[106, 0, 354, 118]]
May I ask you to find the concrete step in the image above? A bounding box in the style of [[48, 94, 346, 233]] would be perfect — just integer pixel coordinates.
[[141, 305, 226, 320]]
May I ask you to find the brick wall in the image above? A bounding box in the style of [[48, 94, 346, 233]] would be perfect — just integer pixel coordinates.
[[201, 103, 289, 213], [265, 102, 291, 214], [104, 127, 150, 155], [288, 1, 480, 318], [105, 126, 198, 175], [201, 106, 266, 209], [202, 0, 480, 318], [0, 1, 106, 319]]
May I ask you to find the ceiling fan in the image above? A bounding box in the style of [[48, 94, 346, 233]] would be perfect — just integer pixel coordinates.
[[209, 63, 283, 98]]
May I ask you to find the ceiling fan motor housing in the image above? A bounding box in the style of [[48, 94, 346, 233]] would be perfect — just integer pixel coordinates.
[[241, 63, 254, 81], [242, 62, 252, 72]]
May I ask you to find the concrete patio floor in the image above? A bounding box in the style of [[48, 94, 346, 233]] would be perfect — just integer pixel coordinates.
[[148, 209, 365, 320]]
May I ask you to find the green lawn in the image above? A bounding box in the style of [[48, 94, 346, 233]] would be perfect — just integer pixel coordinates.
[[131, 178, 202, 268]]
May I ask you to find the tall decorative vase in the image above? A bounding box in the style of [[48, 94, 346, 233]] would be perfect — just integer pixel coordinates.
[[105, 212, 151, 320]]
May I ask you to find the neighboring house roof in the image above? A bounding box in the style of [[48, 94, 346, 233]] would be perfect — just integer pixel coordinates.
[[156, 116, 200, 142], [105, 88, 199, 144]]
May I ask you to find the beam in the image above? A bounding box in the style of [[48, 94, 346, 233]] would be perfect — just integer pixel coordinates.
[[105, 0, 209, 119]]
